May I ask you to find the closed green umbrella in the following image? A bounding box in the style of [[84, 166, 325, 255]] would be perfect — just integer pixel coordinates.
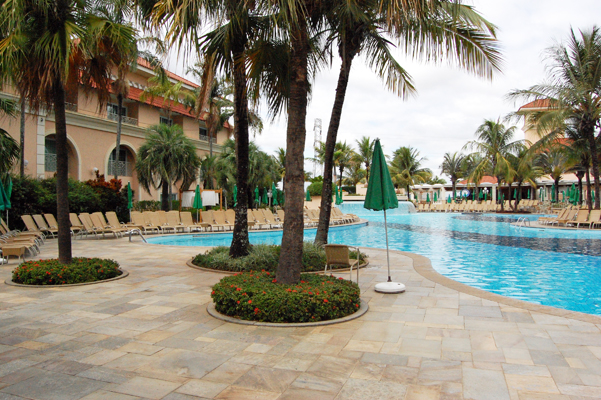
[[447, 195, 452, 203], [527, 188, 530, 199], [426, 193, 430, 203], [513, 188, 517, 200], [305, 189, 311, 202], [364, 139, 403, 293], [337, 186, 344, 205], [0, 178, 9, 227], [193, 184, 202, 222], [272, 183, 278, 206], [479, 190, 483, 199], [254, 187, 260, 207], [551, 184, 556, 202], [593, 190, 596, 204], [233, 184, 238, 207], [562, 190, 566, 203], [472, 191, 475, 201], [262, 188, 268, 205]]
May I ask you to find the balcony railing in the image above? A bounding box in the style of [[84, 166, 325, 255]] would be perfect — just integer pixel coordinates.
[[65, 102, 78, 112], [199, 134, 216, 143], [107, 111, 138, 126], [108, 160, 133, 177], [45, 153, 57, 172]]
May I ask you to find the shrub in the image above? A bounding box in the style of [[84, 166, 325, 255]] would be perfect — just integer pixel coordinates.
[[307, 181, 323, 197], [12, 258, 121, 285], [192, 242, 366, 273], [211, 271, 361, 322], [341, 185, 356, 194]]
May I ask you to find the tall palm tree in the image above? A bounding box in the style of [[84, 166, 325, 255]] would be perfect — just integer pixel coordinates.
[[440, 152, 465, 200], [536, 146, 575, 203], [0, 0, 119, 263], [389, 146, 432, 196], [508, 147, 542, 210], [509, 27, 601, 209], [148, 0, 259, 258], [0, 129, 19, 179], [355, 136, 375, 181], [274, 147, 286, 179], [333, 141, 355, 187], [464, 119, 521, 211], [314, 0, 501, 246], [135, 124, 201, 211]]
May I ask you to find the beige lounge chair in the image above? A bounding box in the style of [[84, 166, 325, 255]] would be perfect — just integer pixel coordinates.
[[201, 211, 226, 231], [1, 218, 44, 242], [277, 210, 285, 223], [43, 213, 58, 229], [213, 210, 234, 231], [573, 209, 590, 228], [324, 244, 360, 284], [148, 212, 175, 234], [539, 209, 567, 225], [69, 213, 84, 235], [106, 211, 139, 230], [248, 209, 270, 229], [180, 211, 206, 232], [262, 209, 282, 229], [90, 213, 129, 237], [553, 209, 578, 226], [1, 244, 30, 262], [32, 214, 58, 237], [166, 211, 187, 233], [578, 210, 601, 229], [131, 212, 160, 234]]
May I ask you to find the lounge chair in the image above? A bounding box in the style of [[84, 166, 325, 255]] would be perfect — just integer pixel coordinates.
[[180, 211, 205, 232], [106, 211, 140, 230], [1, 218, 44, 243], [225, 209, 236, 225], [324, 244, 360, 284], [539, 209, 567, 225], [0, 244, 31, 262], [213, 210, 234, 231], [276, 210, 285, 223], [201, 211, 226, 231], [157, 210, 168, 226], [553, 209, 578, 226], [166, 211, 187, 233], [573, 209, 590, 228], [262, 209, 282, 229], [578, 210, 601, 229], [148, 212, 175, 234], [90, 213, 129, 237], [43, 214, 58, 230], [20, 215, 45, 238], [32, 214, 58, 237], [78, 213, 106, 239], [248, 209, 271, 229], [69, 213, 84, 235], [131, 212, 160, 234]]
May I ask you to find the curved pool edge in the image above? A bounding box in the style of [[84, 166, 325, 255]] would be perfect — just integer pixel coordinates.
[[394, 248, 601, 325]]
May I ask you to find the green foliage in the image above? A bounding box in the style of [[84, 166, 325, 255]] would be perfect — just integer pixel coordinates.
[[193, 242, 366, 273], [211, 271, 361, 323], [341, 186, 356, 194], [12, 258, 121, 285], [133, 200, 161, 212], [310, 176, 323, 183], [307, 181, 323, 197]]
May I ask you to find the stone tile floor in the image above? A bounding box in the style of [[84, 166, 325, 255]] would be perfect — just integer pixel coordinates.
[[1, 236, 601, 399]]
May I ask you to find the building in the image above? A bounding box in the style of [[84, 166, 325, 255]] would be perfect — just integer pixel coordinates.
[[0, 59, 232, 201]]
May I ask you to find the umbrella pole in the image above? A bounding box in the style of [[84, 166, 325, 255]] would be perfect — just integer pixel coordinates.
[[384, 208, 391, 282]]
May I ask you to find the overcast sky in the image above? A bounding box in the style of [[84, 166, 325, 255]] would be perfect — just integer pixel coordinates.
[[170, 0, 601, 182]]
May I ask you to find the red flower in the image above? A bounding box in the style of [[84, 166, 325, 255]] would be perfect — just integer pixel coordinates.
[[338, 277, 343, 280], [237, 301, 240, 304], [309, 292, 313, 295], [261, 269, 265, 272], [254, 308, 260, 314], [211, 291, 215, 295], [236, 288, 242, 291], [248, 300, 252, 304], [286, 289, 292, 292], [292, 290, 297, 293], [262, 291, 266, 294], [323, 299, 328, 303], [272, 279, 277, 283], [355, 304, 359, 307], [266, 272, 270, 275]]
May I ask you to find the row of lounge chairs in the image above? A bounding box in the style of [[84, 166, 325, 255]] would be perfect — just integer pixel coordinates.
[[304, 208, 359, 226], [538, 207, 601, 228], [417, 199, 541, 213], [1, 217, 45, 262]]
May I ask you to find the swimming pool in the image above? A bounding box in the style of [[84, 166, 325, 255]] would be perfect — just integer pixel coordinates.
[[148, 202, 601, 316]]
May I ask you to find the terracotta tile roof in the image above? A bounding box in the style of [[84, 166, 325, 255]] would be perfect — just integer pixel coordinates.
[[137, 58, 199, 88], [459, 176, 498, 185], [518, 99, 552, 111], [127, 86, 198, 119]]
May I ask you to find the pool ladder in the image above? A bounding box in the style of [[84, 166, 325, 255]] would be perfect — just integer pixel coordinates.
[[515, 217, 531, 229], [128, 228, 148, 243]]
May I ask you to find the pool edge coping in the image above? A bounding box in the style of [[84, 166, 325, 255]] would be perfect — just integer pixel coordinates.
[[400, 249, 601, 325]]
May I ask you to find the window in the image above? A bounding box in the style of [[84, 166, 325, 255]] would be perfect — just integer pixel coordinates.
[[107, 103, 127, 116], [44, 137, 57, 172], [199, 127, 208, 141], [108, 148, 132, 176], [160, 116, 173, 126]]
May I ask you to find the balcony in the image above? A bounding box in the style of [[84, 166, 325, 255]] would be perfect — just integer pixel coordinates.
[[65, 102, 78, 112], [199, 134, 216, 143], [107, 111, 138, 126], [108, 160, 133, 177]]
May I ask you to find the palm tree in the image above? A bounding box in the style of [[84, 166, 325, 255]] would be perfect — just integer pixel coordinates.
[[536, 146, 576, 203], [342, 162, 366, 186], [333, 142, 355, 187], [464, 119, 522, 211], [135, 124, 201, 211], [355, 137, 375, 181], [0, 0, 119, 264], [313, 0, 501, 246], [0, 129, 19, 179], [509, 27, 601, 209], [508, 147, 542, 211], [140, 68, 193, 120], [148, 0, 259, 258], [274, 148, 286, 180], [389, 146, 432, 196], [440, 152, 465, 200]]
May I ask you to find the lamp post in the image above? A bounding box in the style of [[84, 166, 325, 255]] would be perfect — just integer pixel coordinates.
[[483, 187, 489, 201], [268, 189, 273, 208]]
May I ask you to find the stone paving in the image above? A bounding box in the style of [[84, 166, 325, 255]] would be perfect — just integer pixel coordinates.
[[1, 236, 601, 399]]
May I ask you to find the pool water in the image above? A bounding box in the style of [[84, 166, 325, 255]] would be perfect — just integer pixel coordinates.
[[148, 202, 601, 316]]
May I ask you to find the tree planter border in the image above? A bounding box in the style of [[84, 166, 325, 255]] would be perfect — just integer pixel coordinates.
[[5, 269, 129, 288], [207, 297, 369, 327], [186, 258, 369, 275]]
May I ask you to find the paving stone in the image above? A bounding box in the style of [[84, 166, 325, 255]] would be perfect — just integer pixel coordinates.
[[462, 367, 509, 400], [1, 370, 107, 400], [139, 349, 230, 379], [232, 366, 298, 393], [336, 378, 408, 400], [113, 376, 181, 399], [176, 379, 228, 398]]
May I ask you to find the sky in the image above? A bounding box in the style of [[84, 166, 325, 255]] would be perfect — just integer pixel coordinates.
[[169, 0, 601, 182]]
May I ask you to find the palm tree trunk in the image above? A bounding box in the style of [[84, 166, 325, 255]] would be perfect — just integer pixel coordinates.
[[19, 96, 25, 177], [577, 171, 584, 206], [515, 182, 522, 211], [53, 80, 72, 265], [315, 43, 357, 246], [586, 129, 600, 209], [229, 34, 251, 258], [585, 168, 592, 211], [161, 180, 169, 211], [278, 18, 309, 284], [452, 179, 456, 200], [114, 94, 123, 180], [555, 178, 560, 203], [497, 175, 504, 212]]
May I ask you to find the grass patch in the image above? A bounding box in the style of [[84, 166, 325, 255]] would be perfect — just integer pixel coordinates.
[[12, 258, 121, 285], [192, 242, 366, 273], [212, 271, 361, 323]]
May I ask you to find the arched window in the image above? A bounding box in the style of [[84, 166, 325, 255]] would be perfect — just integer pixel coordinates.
[[44, 136, 57, 172], [108, 148, 132, 177]]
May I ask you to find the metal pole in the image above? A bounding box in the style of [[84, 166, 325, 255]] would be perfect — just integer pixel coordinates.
[[383, 208, 391, 282]]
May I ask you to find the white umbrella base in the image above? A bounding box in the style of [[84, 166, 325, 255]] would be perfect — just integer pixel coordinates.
[[374, 281, 406, 294]]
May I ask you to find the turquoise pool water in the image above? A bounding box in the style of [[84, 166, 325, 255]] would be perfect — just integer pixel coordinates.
[[148, 202, 601, 316]]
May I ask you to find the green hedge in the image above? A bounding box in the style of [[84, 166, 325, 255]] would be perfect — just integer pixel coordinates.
[[192, 242, 366, 273], [12, 258, 121, 285], [307, 181, 323, 197], [212, 271, 361, 322]]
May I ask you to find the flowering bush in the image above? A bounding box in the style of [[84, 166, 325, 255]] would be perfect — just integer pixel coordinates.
[[211, 271, 361, 323], [193, 242, 366, 273], [12, 258, 121, 285]]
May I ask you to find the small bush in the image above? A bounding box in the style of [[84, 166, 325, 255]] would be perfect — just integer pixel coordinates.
[[12, 258, 121, 285], [307, 181, 323, 197], [212, 271, 361, 322], [192, 242, 367, 273]]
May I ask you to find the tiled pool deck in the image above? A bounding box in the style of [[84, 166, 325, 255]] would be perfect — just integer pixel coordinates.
[[1, 237, 601, 399]]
